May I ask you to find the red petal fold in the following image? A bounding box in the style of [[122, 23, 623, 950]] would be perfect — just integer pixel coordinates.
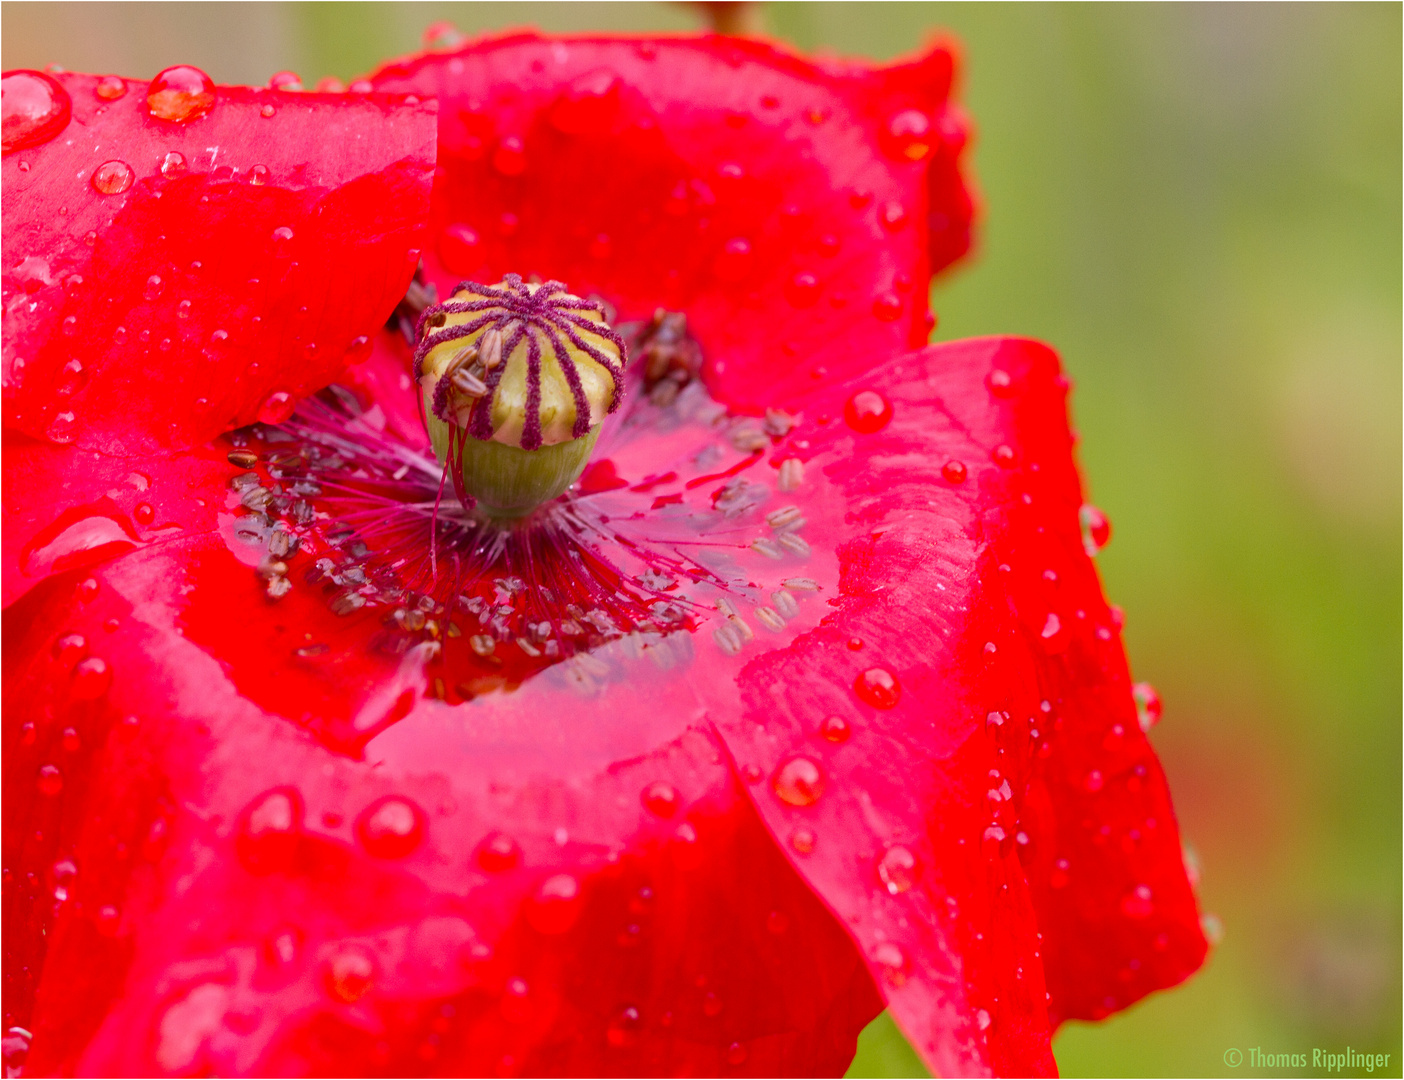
[[368, 33, 975, 412], [1, 72, 436, 454]]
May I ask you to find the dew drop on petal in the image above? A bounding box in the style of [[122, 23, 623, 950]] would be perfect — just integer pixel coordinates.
[[605, 1005, 641, 1048], [37, 764, 64, 796], [884, 108, 932, 161], [1079, 503, 1111, 555], [871, 941, 907, 985], [271, 225, 294, 243], [146, 65, 215, 123], [854, 667, 900, 709], [785, 271, 819, 308], [992, 443, 1016, 467], [1083, 769, 1104, 794], [492, 135, 526, 176], [525, 873, 582, 934], [1133, 682, 1162, 731], [702, 991, 723, 1017], [71, 656, 111, 699], [789, 826, 816, 854], [237, 787, 303, 871], [90, 159, 134, 195], [941, 459, 967, 483], [727, 1042, 748, 1066], [877, 844, 919, 895], [267, 71, 302, 91], [872, 291, 902, 321], [986, 368, 1014, 396], [713, 237, 753, 283], [248, 164, 269, 186], [260, 103, 275, 118], [52, 632, 87, 669], [160, 151, 186, 177], [881, 201, 907, 230], [355, 796, 425, 858], [143, 274, 164, 301], [641, 781, 679, 818], [820, 715, 850, 743], [439, 223, 481, 270], [1120, 884, 1154, 919], [2, 70, 72, 152], [844, 390, 892, 433], [766, 910, 789, 935], [94, 75, 127, 101], [976, 1008, 992, 1032], [475, 831, 520, 872], [500, 976, 531, 1022], [258, 391, 295, 425], [325, 944, 375, 1003], [772, 756, 824, 807]]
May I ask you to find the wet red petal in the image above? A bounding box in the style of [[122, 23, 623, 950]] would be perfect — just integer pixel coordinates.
[[2, 335, 1202, 1075], [368, 34, 974, 411], [1, 72, 435, 454]]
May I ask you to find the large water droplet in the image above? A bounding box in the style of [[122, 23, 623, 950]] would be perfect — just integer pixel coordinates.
[[325, 944, 375, 1002], [476, 831, 520, 872], [3, 1028, 32, 1076], [71, 656, 111, 699], [1079, 503, 1111, 556], [267, 71, 302, 91], [884, 109, 932, 161], [605, 1005, 642, 1048], [355, 795, 425, 858], [820, 715, 850, 743], [37, 764, 63, 796], [641, 781, 679, 818], [854, 666, 901, 709], [525, 873, 583, 934], [52, 631, 87, 668], [880, 201, 908, 231], [492, 135, 527, 176], [237, 787, 303, 872], [146, 65, 215, 124], [727, 1042, 748, 1065], [248, 163, 269, 186], [2, 70, 72, 153], [1133, 682, 1162, 731], [94, 75, 126, 100], [772, 756, 824, 807], [160, 150, 187, 177], [90, 159, 134, 195], [258, 391, 295, 425], [877, 844, 919, 895], [986, 368, 1014, 397], [844, 390, 892, 433]]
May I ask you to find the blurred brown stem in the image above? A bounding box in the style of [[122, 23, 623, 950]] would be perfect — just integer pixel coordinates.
[[687, 2, 766, 36]]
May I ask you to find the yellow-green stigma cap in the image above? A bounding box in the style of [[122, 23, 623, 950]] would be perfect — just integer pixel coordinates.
[[415, 275, 626, 517]]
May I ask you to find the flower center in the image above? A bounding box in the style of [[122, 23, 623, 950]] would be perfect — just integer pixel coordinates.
[[414, 275, 625, 518]]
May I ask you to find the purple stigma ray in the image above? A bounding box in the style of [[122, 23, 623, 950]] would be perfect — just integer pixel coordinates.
[[412, 276, 628, 446]]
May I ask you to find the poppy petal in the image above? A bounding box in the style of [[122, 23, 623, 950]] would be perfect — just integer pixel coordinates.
[[368, 33, 974, 411], [1, 72, 436, 454]]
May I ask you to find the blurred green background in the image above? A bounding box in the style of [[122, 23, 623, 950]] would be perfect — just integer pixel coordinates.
[[5, 3, 1399, 1076]]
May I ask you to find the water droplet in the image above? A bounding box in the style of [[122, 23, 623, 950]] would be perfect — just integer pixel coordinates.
[[871, 941, 907, 985], [423, 20, 465, 49], [884, 109, 932, 161], [143, 274, 164, 301], [772, 756, 824, 807], [877, 844, 919, 894], [785, 271, 819, 308], [61, 727, 81, 753], [820, 715, 850, 742], [90, 159, 134, 195], [133, 502, 155, 526], [95, 75, 127, 101], [550, 71, 621, 135], [880, 201, 908, 230], [844, 389, 892, 433], [96, 904, 121, 935], [1132, 682, 1162, 731], [258, 391, 295, 425], [526, 873, 582, 934], [248, 163, 269, 186], [439, 223, 481, 270], [854, 667, 900, 709], [789, 826, 816, 854], [872, 291, 902, 321], [325, 944, 375, 1002], [1078, 503, 1112, 556], [160, 150, 186, 177], [492, 135, 527, 176], [355, 796, 424, 858], [146, 65, 215, 123], [2, 70, 72, 152], [271, 225, 294, 243], [605, 1005, 642, 1048], [1200, 912, 1225, 945], [260, 103, 275, 118], [267, 70, 302, 91], [237, 787, 303, 872], [71, 656, 111, 699], [1120, 885, 1154, 919], [992, 443, 1016, 467], [702, 991, 723, 1017], [714, 237, 753, 283], [501, 977, 531, 1022], [53, 632, 87, 668], [986, 368, 1014, 396], [37, 765, 63, 796], [941, 459, 967, 483], [642, 781, 679, 818], [847, 636, 863, 651], [78, 577, 99, 601], [1040, 612, 1067, 653], [1083, 769, 1104, 794], [725, 1041, 748, 1066], [766, 910, 789, 935], [976, 1008, 992, 1032], [2, 1028, 31, 1075]]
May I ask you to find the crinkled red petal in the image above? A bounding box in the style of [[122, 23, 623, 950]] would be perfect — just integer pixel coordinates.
[[2, 340, 1202, 1076], [368, 33, 975, 412], [1, 72, 436, 454]]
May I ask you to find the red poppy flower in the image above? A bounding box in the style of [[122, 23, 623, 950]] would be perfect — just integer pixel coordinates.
[[2, 32, 1206, 1079]]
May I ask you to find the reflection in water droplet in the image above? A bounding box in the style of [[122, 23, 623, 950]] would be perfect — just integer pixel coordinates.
[[820, 715, 850, 742], [61, 727, 81, 753], [605, 1005, 641, 1048], [986, 368, 1014, 396], [160, 150, 186, 177], [325, 945, 375, 1003], [71, 656, 111, 699], [356, 796, 425, 858], [258, 391, 295, 425], [267, 71, 302, 91], [248, 164, 270, 186], [2, 70, 72, 152], [713, 238, 753, 283], [844, 390, 892, 433], [772, 756, 824, 807], [37, 764, 63, 796], [871, 291, 902, 321], [526, 873, 583, 934], [785, 271, 819, 308], [238, 787, 303, 871], [1120, 884, 1154, 919], [992, 444, 1016, 467], [271, 225, 294, 243], [90, 159, 134, 195], [877, 844, 919, 895], [976, 1008, 992, 1032], [790, 826, 816, 854], [642, 781, 679, 817], [1083, 769, 1104, 794], [95, 75, 127, 101], [144, 274, 164, 301], [53, 632, 87, 669], [439, 223, 481, 271], [854, 667, 900, 709], [885, 109, 932, 161], [492, 135, 527, 176], [146, 65, 216, 123], [872, 941, 907, 984], [881, 201, 907, 230], [1128, 682, 1163, 736]]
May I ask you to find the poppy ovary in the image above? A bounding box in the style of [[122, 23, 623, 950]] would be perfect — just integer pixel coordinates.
[[414, 274, 626, 519]]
